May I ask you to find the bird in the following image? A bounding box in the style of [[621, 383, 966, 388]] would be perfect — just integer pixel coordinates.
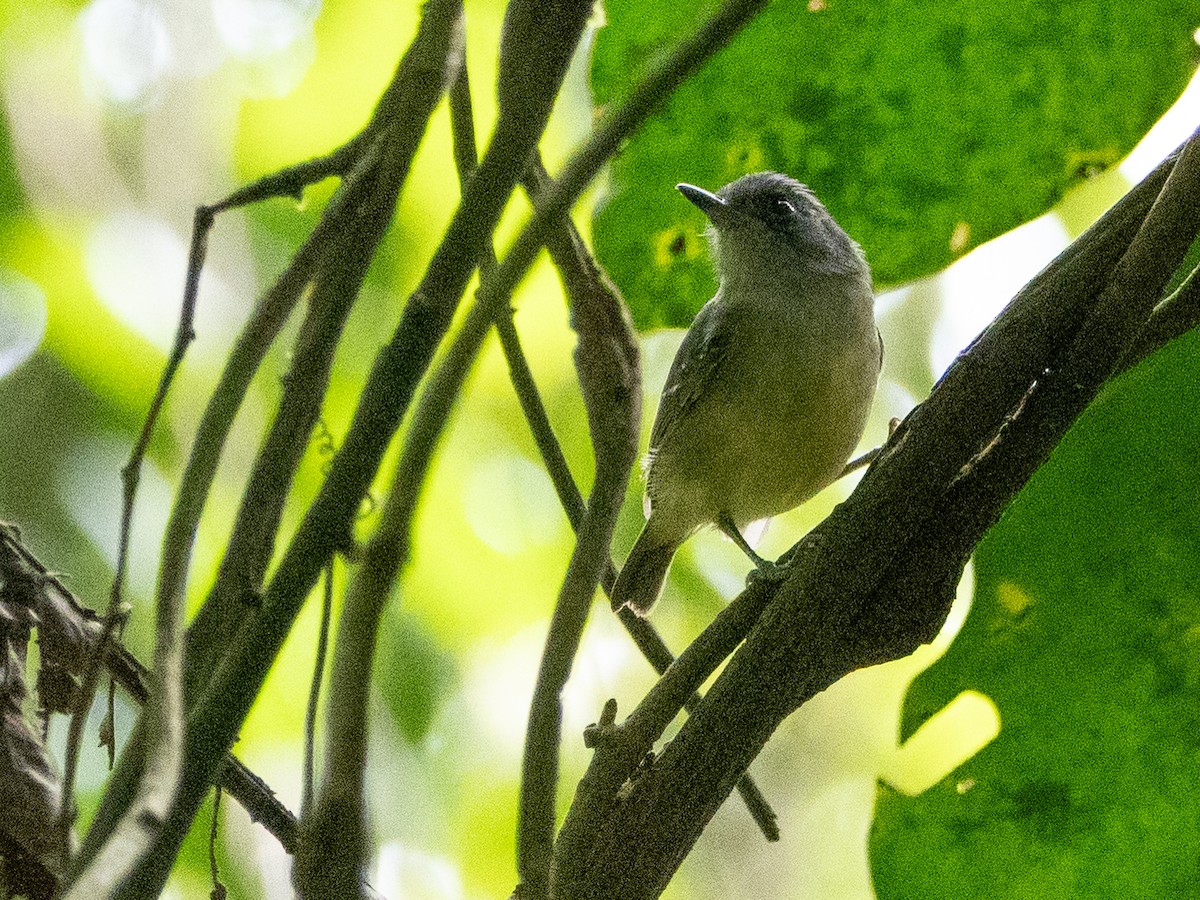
[[611, 171, 882, 616]]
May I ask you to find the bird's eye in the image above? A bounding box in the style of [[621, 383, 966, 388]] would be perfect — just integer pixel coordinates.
[[774, 198, 796, 216]]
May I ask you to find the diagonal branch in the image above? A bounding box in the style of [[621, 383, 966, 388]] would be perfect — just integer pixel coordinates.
[[175, 1, 775, 889], [515, 164, 642, 899], [69, 2, 467, 891], [554, 129, 1200, 900]]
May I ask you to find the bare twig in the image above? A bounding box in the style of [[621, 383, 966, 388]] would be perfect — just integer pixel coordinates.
[[207, 785, 225, 900], [137, 99, 447, 900], [490, 295, 780, 835], [61, 138, 245, 883], [58, 170, 212, 859], [182, 140, 387, 680], [70, 3, 465, 889], [301, 562, 335, 821], [450, 30, 780, 845], [552, 565, 780, 894], [208, 138, 370, 215], [0, 527, 300, 853], [515, 214, 641, 900], [63, 144, 377, 894]]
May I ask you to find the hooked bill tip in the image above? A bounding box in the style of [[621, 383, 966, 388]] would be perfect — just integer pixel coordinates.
[[677, 182, 730, 225]]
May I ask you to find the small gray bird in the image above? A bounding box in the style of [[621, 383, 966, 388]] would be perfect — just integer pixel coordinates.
[[612, 172, 882, 616]]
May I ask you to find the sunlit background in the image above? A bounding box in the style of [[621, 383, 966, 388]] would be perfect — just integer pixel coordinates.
[[1, 2, 1198, 898]]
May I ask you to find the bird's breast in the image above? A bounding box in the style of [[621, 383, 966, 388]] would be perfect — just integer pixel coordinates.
[[647, 275, 879, 531]]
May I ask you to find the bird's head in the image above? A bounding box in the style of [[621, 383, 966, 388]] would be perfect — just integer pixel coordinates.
[[677, 172, 867, 282]]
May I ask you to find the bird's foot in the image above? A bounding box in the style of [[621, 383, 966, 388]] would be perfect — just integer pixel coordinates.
[[746, 556, 791, 587]]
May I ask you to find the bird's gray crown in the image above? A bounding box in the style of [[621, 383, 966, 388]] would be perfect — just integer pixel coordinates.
[[717, 172, 822, 229], [681, 171, 866, 277]]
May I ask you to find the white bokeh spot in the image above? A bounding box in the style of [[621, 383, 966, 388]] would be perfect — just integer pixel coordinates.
[[0, 269, 48, 378], [213, 0, 320, 59], [80, 0, 173, 106], [374, 843, 464, 900], [85, 210, 189, 349]]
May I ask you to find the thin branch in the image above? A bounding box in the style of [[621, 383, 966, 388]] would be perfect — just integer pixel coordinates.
[[61, 147, 236, 880], [208, 138, 370, 214], [302, 562, 335, 821], [63, 141, 370, 885], [188, 136, 393, 680], [219, 758, 298, 853], [58, 184, 213, 861], [71, 2, 465, 886], [450, 46, 779, 843], [474, 51, 769, 867], [491, 304, 775, 824], [207, 784, 225, 900], [297, 145, 529, 897], [515, 169, 642, 898], [552, 569, 780, 894], [299, 2, 611, 895]]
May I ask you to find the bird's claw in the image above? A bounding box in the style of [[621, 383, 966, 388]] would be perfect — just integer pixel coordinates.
[[746, 557, 790, 587]]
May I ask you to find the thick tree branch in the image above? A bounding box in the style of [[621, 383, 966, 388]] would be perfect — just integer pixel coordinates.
[[554, 130, 1200, 899]]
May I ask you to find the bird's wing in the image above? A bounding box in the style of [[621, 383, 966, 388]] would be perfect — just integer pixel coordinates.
[[648, 299, 731, 451]]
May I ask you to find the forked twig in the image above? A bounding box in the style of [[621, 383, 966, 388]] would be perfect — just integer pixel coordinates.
[[56, 133, 374, 863]]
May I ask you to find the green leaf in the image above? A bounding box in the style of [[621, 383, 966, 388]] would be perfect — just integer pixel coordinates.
[[872, 328, 1200, 897], [591, 0, 1199, 329], [375, 608, 457, 744]]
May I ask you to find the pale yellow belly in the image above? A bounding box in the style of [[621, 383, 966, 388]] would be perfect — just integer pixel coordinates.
[[646, 317, 878, 538]]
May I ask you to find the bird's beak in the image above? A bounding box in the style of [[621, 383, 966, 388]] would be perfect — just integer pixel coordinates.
[[677, 183, 735, 228]]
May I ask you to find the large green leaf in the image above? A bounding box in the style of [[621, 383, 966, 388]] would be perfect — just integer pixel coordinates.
[[872, 328, 1200, 897], [591, 0, 1199, 329]]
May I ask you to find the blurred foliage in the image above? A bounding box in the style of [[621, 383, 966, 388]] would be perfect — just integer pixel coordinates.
[[0, 0, 1197, 897], [0, 101, 23, 215], [875, 328, 1200, 896], [592, 0, 1200, 329], [376, 606, 457, 744]]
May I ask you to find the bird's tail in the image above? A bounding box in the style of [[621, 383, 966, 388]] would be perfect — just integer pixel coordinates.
[[612, 531, 677, 617]]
